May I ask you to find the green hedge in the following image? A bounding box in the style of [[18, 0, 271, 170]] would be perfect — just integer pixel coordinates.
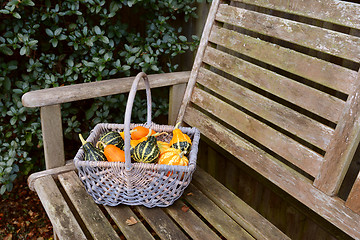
[[0, 0, 202, 194]]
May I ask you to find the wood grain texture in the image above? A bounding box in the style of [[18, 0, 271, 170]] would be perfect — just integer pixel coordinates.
[[177, 0, 221, 124], [209, 24, 357, 96], [22, 71, 190, 108], [184, 184, 255, 240], [165, 200, 221, 240], [28, 162, 75, 191], [40, 105, 65, 169], [168, 83, 187, 125], [216, 4, 360, 62], [135, 206, 189, 240], [183, 106, 360, 239], [345, 171, 360, 214], [104, 205, 155, 240], [58, 171, 120, 240], [33, 175, 87, 240], [314, 70, 360, 195], [191, 85, 323, 177], [196, 63, 334, 150], [192, 168, 290, 240], [233, 0, 360, 30]]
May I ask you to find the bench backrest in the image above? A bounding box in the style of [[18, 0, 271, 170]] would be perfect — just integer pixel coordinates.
[[177, 0, 360, 238]]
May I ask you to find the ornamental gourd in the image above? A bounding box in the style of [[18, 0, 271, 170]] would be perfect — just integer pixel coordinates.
[[79, 134, 106, 161], [99, 142, 125, 162], [97, 131, 124, 150], [158, 148, 189, 166], [131, 126, 156, 140], [157, 141, 170, 154], [169, 122, 192, 154], [132, 134, 160, 163]]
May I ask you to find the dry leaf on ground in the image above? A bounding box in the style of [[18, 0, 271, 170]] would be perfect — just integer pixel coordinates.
[[126, 216, 138, 226]]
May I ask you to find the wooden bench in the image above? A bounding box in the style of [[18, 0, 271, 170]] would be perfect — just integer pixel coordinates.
[[22, 0, 360, 239]]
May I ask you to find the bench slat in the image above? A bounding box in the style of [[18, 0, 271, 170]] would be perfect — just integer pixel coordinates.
[[135, 206, 189, 240], [232, 0, 360, 30], [183, 106, 360, 239], [216, 4, 360, 62], [192, 168, 290, 240], [33, 175, 87, 240], [345, 171, 360, 214], [197, 58, 334, 150], [209, 24, 357, 96], [104, 205, 155, 240], [165, 200, 222, 240], [191, 82, 323, 177], [58, 171, 120, 240], [185, 184, 255, 240]]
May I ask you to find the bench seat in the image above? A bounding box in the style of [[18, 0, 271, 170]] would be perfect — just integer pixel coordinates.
[[28, 164, 289, 240]]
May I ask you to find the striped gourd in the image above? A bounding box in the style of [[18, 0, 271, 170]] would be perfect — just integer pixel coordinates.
[[97, 131, 124, 150], [132, 135, 160, 163], [79, 134, 106, 161], [169, 122, 192, 154]]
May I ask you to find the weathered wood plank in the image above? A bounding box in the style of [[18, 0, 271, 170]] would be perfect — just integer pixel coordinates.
[[28, 162, 75, 191], [232, 0, 360, 30], [177, 0, 221, 123], [216, 4, 360, 62], [192, 168, 290, 240], [168, 83, 187, 125], [209, 24, 357, 96], [22, 71, 190, 108], [135, 206, 188, 240], [183, 106, 360, 239], [195, 65, 334, 150], [345, 171, 360, 214], [33, 175, 87, 240], [165, 200, 221, 240], [184, 184, 255, 240], [191, 85, 323, 177], [40, 105, 65, 169], [58, 171, 120, 240], [104, 205, 155, 240], [314, 70, 360, 195]]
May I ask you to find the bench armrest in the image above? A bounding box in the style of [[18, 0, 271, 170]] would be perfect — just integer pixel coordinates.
[[22, 71, 190, 108]]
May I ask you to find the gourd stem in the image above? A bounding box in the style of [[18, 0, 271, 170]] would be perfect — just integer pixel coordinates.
[[96, 141, 106, 149], [152, 132, 169, 137], [79, 134, 86, 145], [174, 122, 181, 129]]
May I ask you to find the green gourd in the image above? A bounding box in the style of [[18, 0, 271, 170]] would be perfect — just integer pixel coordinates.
[[79, 134, 106, 161], [96, 131, 124, 150], [132, 135, 160, 163]]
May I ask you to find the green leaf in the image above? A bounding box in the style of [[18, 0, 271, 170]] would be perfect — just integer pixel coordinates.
[[179, 35, 187, 42], [0, 185, 6, 195], [151, 65, 159, 71], [127, 56, 136, 65], [94, 26, 101, 35], [0, 45, 13, 55], [20, 46, 27, 55], [54, 28, 62, 36], [13, 12, 21, 19], [45, 28, 53, 37]]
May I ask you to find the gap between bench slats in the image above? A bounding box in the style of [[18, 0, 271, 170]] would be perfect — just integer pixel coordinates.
[[183, 106, 360, 239], [209, 24, 357, 97], [196, 64, 334, 150], [216, 4, 360, 62], [232, 0, 360, 30], [191, 83, 322, 177], [33, 175, 87, 240], [57, 171, 120, 240]]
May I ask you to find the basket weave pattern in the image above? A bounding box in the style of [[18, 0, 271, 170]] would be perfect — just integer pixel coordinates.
[[73, 72, 200, 208]]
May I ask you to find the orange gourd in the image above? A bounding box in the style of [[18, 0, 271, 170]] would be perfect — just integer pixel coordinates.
[[131, 126, 156, 140], [99, 142, 126, 162], [157, 141, 170, 154], [169, 122, 192, 154], [158, 148, 189, 166]]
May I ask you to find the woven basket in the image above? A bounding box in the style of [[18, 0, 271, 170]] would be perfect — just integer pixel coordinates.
[[74, 72, 200, 208]]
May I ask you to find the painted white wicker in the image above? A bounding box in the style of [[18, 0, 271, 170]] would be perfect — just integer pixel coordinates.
[[74, 72, 200, 208]]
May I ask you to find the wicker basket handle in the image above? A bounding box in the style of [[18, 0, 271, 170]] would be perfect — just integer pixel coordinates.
[[123, 72, 152, 171]]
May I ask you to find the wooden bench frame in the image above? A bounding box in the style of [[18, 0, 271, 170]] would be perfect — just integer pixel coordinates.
[[23, 0, 360, 239]]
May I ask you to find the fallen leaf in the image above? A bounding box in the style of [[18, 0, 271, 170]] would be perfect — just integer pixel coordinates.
[[181, 205, 189, 212], [186, 192, 193, 196], [125, 216, 138, 226], [4, 233, 12, 240], [28, 210, 34, 216]]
